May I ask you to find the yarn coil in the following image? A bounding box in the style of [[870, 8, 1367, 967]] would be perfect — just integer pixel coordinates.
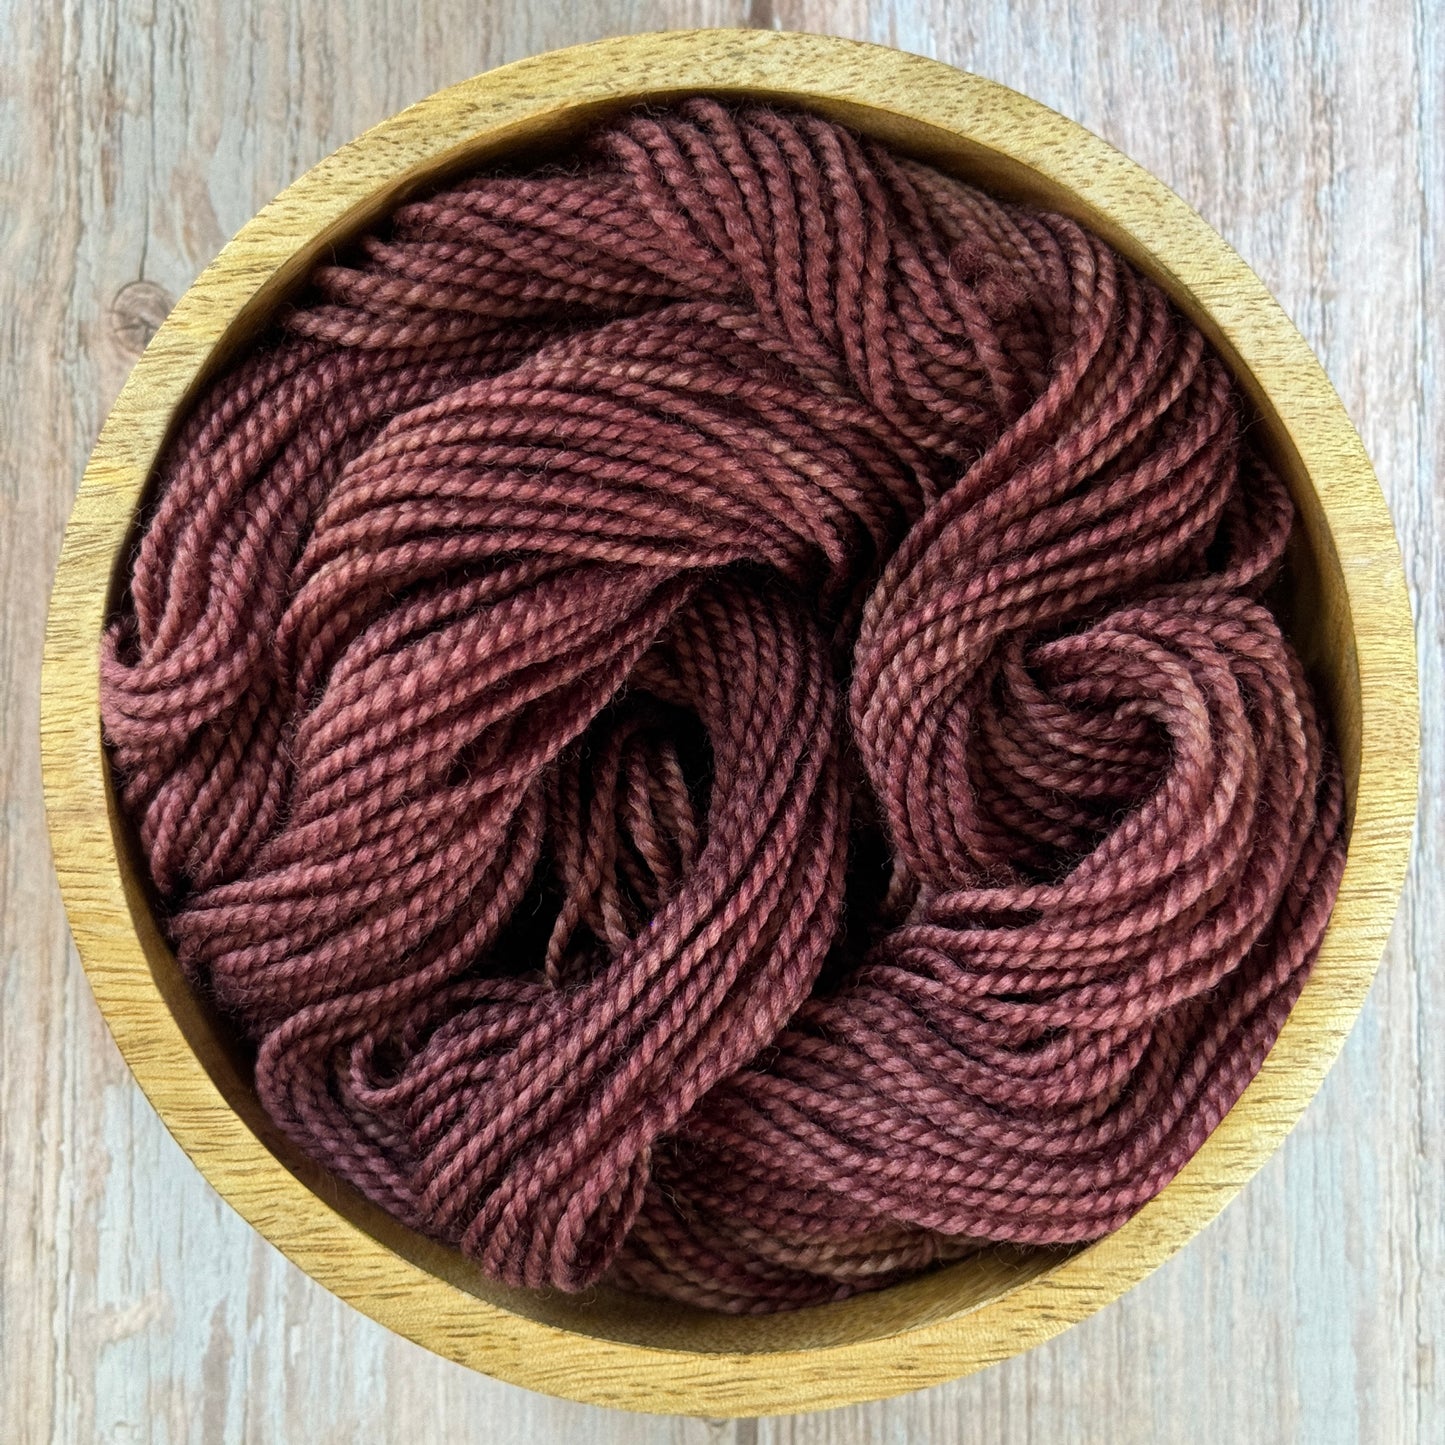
[[100, 101, 1347, 1313]]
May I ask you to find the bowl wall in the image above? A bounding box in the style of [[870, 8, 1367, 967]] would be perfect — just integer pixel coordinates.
[[40, 29, 1418, 1416]]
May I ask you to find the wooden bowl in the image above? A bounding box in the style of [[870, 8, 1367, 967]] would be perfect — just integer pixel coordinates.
[[41, 29, 1418, 1416]]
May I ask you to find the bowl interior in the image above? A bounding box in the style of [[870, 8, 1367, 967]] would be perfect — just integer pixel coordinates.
[[93, 89, 1360, 1358]]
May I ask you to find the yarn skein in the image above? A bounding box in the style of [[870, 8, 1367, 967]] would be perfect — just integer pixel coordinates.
[[100, 100, 1347, 1315]]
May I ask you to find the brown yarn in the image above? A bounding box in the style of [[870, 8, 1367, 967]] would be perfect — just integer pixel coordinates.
[[100, 100, 1347, 1314]]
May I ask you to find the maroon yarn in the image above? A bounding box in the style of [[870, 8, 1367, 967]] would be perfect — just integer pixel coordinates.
[[100, 100, 1347, 1314]]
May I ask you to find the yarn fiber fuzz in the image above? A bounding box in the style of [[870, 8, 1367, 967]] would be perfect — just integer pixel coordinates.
[[100, 101, 1347, 1314]]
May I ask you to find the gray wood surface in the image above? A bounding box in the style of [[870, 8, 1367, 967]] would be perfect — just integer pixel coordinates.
[[2, 2, 1438, 1441]]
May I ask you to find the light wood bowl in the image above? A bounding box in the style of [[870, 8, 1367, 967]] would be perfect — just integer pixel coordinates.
[[41, 30, 1418, 1416]]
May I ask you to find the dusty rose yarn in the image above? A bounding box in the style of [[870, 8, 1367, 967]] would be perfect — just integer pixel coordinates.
[[100, 100, 1347, 1314]]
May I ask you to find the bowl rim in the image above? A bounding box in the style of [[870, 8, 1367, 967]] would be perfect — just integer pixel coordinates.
[[40, 27, 1419, 1416]]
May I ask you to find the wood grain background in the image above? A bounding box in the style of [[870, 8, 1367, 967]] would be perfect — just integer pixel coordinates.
[[2, 2, 1438, 1441]]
